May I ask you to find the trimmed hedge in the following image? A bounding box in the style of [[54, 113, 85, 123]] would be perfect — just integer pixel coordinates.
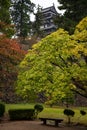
[[8, 109, 35, 120], [63, 108, 75, 124], [34, 104, 44, 113], [80, 110, 86, 116], [34, 104, 44, 118], [0, 102, 5, 117], [64, 109, 75, 117]]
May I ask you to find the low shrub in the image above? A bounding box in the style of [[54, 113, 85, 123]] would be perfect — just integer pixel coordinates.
[[0, 102, 5, 118], [63, 108, 75, 124], [80, 110, 86, 116], [8, 109, 35, 120], [34, 104, 44, 118], [34, 104, 44, 112], [64, 109, 75, 117]]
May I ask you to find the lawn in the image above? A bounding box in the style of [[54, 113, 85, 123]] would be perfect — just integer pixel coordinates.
[[5, 103, 34, 112], [5, 104, 87, 125]]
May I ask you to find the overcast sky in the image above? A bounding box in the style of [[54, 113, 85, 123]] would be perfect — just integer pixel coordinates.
[[31, 0, 63, 21], [31, 0, 59, 9]]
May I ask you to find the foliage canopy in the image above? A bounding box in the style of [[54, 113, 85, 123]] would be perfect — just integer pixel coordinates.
[[11, 0, 35, 38], [16, 17, 87, 104], [0, 0, 14, 37], [0, 35, 26, 102], [56, 0, 87, 34]]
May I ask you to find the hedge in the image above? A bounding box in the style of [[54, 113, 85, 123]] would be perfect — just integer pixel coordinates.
[[8, 109, 35, 120], [0, 102, 5, 117]]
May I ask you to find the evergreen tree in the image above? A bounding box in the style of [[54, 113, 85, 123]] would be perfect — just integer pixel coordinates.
[[11, 0, 35, 38], [56, 0, 87, 34], [0, 0, 14, 37], [32, 5, 44, 38], [0, 0, 11, 24]]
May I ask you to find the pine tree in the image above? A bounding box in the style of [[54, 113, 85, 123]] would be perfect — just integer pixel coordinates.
[[0, 0, 11, 24], [56, 0, 87, 34], [32, 5, 44, 38], [11, 0, 35, 38], [0, 0, 14, 37]]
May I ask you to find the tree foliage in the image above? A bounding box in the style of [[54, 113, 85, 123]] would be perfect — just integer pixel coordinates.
[[0, 0, 11, 24], [58, 0, 87, 22], [56, 0, 87, 34], [0, 35, 26, 102], [11, 0, 35, 38], [32, 5, 44, 38], [0, 0, 14, 37], [16, 17, 87, 104]]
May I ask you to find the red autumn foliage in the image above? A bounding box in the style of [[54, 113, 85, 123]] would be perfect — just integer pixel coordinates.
[[0, 35, 27, 102]]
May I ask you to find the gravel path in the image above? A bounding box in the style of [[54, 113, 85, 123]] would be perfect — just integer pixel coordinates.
[[0, 120, 87, 130]]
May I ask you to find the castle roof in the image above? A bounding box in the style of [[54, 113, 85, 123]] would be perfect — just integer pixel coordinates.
[[41, 5, 58, 14]]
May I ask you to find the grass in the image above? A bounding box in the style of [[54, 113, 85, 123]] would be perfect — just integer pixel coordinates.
[[5, 103, 87, 125], [39, 107, 87, 125], [5, 103, 34, 112]]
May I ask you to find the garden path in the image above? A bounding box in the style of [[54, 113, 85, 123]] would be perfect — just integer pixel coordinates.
[[0, 120, 87, 130]]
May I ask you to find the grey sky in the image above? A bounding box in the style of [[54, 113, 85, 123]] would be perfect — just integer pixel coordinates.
[[31, 0, 59, 9], [31, 0, 63, 21]]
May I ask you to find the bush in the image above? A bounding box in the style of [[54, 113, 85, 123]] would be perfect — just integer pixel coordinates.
[[64, 109, 75, 117], [80, 110, 86, 116], [63, 109, 75, 124], [0, 102, 5, 118], [34, 104, 44, 118], [8, 109, 35, 120], [34, 104, 44, 112]]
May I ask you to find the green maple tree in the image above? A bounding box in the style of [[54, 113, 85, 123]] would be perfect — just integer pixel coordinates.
[[16, 17, 87, 104]]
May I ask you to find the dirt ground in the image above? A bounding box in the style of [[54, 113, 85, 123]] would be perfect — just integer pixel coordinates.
[[0, 113, 87, 130], [0, 120, 87, 130]]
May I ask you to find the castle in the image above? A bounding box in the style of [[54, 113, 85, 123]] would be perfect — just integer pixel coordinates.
[[40, 4, 58, 35]]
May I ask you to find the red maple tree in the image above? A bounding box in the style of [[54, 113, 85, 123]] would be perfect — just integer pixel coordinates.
[[0, 35, 27, 102]]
